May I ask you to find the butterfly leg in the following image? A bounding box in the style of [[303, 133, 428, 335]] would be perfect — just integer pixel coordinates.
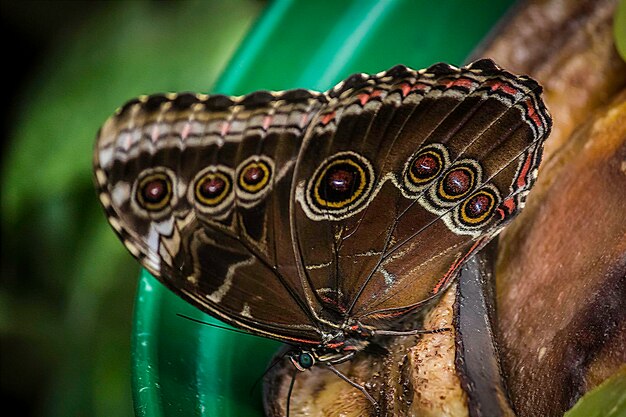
[[325, 363, 379, 412]]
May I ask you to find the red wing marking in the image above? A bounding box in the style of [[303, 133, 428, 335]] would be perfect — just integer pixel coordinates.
[[220, 121, 231, 137], [299, 112, 311, 128], [412, 83, 429, 92], [357, 89, 382, 106], [485, 80, 518, 96], [440, 77, 475, 89], [516, 152, 533, 189], [281, 336, 321, 345], [181, 122, 191, 140], [357, 93, 369, 106], [321, 111, 336, 125], [524, 99, 542, 127], [151, 125, 160, 143], [500, 197, 517, 216], [400, 83, 411, 97], [433, 238, 484, 294]]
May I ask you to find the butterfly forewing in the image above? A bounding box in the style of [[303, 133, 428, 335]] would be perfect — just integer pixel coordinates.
[[95, 59, 551, 347], [95, 91, 329, 344]]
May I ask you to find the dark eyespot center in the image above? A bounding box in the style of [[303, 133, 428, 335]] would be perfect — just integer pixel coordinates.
[[327, 168, 355, 192], [195, 171, 231, 207], [443, 169, 472, 196], [137, 173, 172, 211], [308, 153, 373, 215], [237, 159, 272, 194], [199, 177, 226, 198], [319, 162, 362, 203], [412, 153, 439, 178], [465, 193, 492, 218], [142, 179, 168, 203], [243, 165, 265, 185]]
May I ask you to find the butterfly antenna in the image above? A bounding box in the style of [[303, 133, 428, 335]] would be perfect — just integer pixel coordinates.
[[372, 326, 451, 336], [248, 349, 291, 396], [176, 313, 297, 346], [286, 368, 297, 417]]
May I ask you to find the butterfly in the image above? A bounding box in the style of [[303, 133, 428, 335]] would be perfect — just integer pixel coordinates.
[[94, 59, 550, 405]]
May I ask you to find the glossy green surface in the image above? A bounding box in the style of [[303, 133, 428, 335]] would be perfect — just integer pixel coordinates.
[[132, 1, 515, 416]]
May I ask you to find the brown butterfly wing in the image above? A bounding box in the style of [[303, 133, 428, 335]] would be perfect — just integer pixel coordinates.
[[95, 60, 551, 343], [291, 60, 551, 325], [94, 91, 328, 344]]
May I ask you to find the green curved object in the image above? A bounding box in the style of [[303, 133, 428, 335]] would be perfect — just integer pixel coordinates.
[[131, 1, 514, 416]]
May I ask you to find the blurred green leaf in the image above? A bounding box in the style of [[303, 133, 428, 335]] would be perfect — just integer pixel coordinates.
[[564, 366, 626, 417]]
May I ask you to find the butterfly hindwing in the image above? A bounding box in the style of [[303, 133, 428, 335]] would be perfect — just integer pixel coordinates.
[[291, 60, 550, 324]]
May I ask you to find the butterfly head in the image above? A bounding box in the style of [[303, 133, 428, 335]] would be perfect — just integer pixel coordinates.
[[289, 350, 317, 371], [288, 323, 373, 371], [289, 347, 360, 371]]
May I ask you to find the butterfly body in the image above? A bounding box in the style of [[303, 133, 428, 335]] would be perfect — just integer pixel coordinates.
[[94, 60, 550, 378]]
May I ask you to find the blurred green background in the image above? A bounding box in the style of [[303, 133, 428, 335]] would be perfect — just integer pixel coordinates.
[[0, 1, 265, 416]]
